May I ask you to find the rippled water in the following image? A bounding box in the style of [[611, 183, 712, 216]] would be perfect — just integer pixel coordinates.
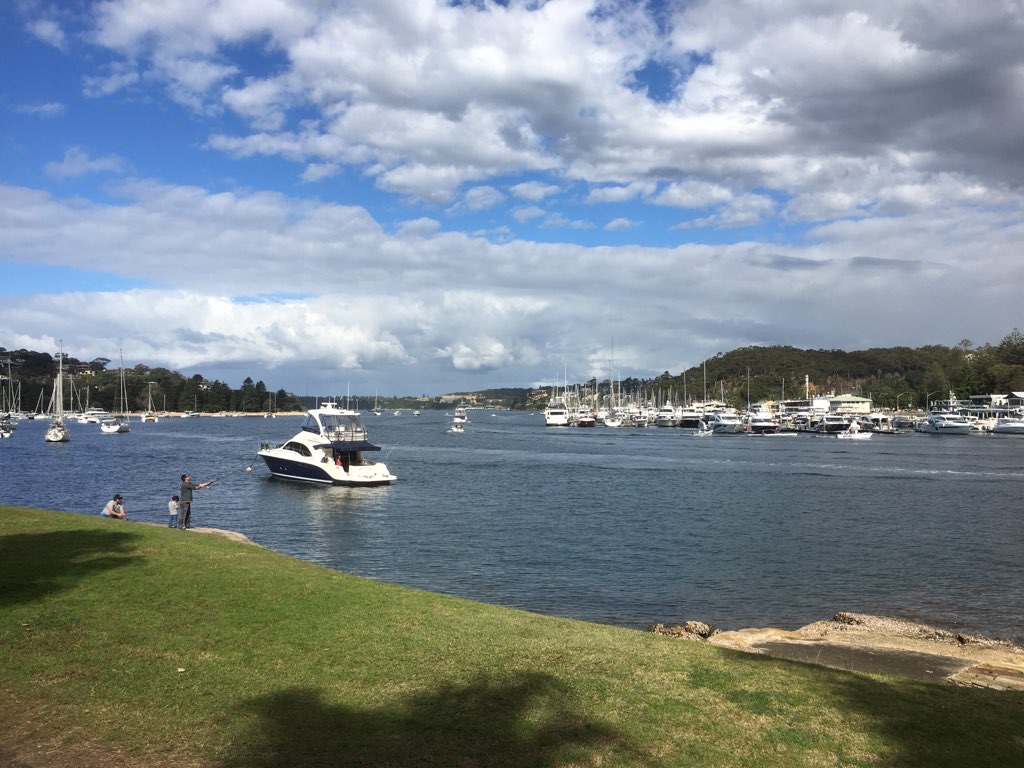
[[2, 410, 1022, 642]]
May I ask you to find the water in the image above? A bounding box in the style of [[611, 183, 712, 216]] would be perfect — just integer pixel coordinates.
[[2, 411, 1022, 642]]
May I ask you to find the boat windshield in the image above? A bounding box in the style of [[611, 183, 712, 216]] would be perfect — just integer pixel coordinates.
[[307, 412, 367, 441]]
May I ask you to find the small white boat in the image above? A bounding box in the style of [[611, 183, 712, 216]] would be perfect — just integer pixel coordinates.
[[836, 425, 872, 440], [448, 423, 464, 434], [258, 401, 396, 486], [100, 416, 130, 434]]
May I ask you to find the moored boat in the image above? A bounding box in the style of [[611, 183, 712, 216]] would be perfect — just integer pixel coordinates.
[[44, 344, 71, 443], [543, 400, 569, 427], [257, 401, 396, 486], [990, 416, 1024, 435], [710, 410, 743, 434], [916, 412, 973, 434]]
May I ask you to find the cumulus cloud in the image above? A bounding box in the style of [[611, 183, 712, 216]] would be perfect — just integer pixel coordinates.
[[605, 217, 635, 231], [510, 181, 560, 201], [15, 102, 65, 117], [27, 19, 67, 51], [4, 2, 1024, 392], [43, 148, 127, 178]]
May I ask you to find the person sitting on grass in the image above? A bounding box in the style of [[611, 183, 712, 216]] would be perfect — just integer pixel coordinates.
[[100, 494, 126, 519]]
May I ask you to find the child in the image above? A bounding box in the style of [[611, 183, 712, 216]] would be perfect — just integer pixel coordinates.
[[168, 495, 180, 528]]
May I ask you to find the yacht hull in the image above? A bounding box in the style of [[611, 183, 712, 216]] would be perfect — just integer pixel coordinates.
[[259, 451, 396, 486]]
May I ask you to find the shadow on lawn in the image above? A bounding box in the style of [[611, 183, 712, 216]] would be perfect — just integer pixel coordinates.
[[730, 652, 1024, 767], [0, 529, 140, 606], [825, 673, 1024, 768], [222, 672, 633, 768]]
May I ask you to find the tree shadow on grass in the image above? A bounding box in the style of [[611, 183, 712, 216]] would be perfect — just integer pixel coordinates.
[[221, 672, 634, 768], [0, 529, 141, 607], [731, 652, 1024, 767], [824, 672, 1024, 767]]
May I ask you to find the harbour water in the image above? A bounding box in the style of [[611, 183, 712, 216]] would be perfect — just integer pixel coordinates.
[[2, 410, 1022, 643]]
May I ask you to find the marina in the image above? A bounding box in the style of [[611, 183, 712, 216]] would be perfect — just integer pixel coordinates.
[[0, 409, 1022, 645]]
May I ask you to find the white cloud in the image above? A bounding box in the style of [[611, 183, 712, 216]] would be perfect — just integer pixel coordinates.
[[43, 148, 127, 178], [4, 3, 1024, 392], [82, 62, 140, 98], [27, 19, 67, 51], [15, 102, 66, 117], [459, 185, 505, 211], [300, 162, 340, 182], [510, 181, 560, 201], [586, 182, 656, 204], [655, 180, 734, 209], [511, 206, 545, 223], [1, 179, 1022, 392], [605, 218, 635, 231]]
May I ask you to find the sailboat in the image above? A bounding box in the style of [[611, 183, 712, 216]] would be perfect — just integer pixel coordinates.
[[140, 381, 159, 422], [100, 351, 131, 433], [44, 343, 71, 443]]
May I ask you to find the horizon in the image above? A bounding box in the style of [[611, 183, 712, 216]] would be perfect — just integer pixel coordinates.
[[2, 1, 1021, 395]]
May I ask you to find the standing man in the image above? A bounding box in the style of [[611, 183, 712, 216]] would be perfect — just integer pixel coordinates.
[[178, 473, 212, 529]]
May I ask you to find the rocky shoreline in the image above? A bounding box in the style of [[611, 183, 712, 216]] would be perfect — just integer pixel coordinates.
[[653, 612, 1024, 690]]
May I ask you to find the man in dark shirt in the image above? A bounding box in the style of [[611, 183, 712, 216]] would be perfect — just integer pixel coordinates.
[[178, 473, 212, 529]]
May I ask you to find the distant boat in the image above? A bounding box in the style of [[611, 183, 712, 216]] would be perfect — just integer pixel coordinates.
[[989, 416, 1024, 435], [44, 343, 71, 443], [836, 420, 871, 440], [141, 382, 159, 422], [100, 351, 131, 434], [916, 413, 972, 434]]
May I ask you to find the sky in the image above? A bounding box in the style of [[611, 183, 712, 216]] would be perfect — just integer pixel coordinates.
[[2, 0, 1022, 397]]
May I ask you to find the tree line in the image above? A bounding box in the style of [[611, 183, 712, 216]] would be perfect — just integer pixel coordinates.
[[5, 329, 1023, 414], [0, 349, 304, 414], [646, 329, 1024, 410]]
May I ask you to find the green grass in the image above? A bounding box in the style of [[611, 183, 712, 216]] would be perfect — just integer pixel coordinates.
[[2, 506, 1023, 767]]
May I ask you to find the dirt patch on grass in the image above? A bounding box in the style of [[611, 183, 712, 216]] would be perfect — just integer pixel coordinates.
[[0, 694, 215, 768]]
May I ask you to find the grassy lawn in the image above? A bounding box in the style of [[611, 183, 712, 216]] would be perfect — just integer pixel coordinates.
[[2, 506, 1022, 767]]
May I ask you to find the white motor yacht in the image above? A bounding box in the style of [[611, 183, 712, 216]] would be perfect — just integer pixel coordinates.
[[746, 409, 778, 434], [990, 416, 1024, 435], [916, 412, 973, 434], [543, 400, 570, 427], [258, 401, 396, 486], [817, 413, 852, 433], [710, 410, 743, 434], [655, 402, 678, 427]]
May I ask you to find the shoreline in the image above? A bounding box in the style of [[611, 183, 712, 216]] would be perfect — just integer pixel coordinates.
[[182, 524, 1024, 691], [654, 612, 1024, 691]]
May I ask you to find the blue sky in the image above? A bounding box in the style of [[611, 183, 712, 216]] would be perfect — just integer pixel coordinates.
[[2, 1, 1022, 396]]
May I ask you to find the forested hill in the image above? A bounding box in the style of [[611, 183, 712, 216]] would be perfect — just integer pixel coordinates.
[[645, 330, 1024, 410]]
